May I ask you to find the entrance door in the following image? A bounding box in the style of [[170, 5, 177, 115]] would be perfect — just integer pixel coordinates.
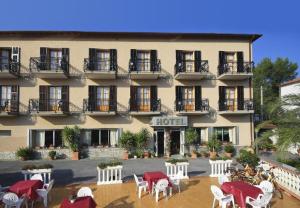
[[170, 130, 181, 155], [157, 131, 164, 157]]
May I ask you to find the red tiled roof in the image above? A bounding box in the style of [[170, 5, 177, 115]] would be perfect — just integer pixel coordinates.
[[281, 77, 300, 87]]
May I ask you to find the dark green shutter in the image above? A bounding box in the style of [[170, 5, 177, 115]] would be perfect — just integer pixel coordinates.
[[89, 48, 97, 70], [150, 86, 157, 111], [218, 51, 225, 75], [194, 51, 202, 72], [150, 50, 158, 72], [88, 86, 97, 111], [109, 86, 116, 111], [130, 49, 137, 71], [39, 86, 48, 111], [219, 86, 226, 111], [237, 86, 244, 110], [195, 86, 202, 111], [175, 86, 183, 111], [130, 86, 137, 111], [237, 52, 244, 72], [61, 86, 69, 112], [61, 48, 69, 73], [110, 49, 117, 71], [40, 47, 48, 70], [176, 50, 184, 73], [10, 85, 19, 113]]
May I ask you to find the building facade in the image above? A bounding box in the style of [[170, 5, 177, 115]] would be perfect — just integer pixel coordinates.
[[0, 31, 261, 158]]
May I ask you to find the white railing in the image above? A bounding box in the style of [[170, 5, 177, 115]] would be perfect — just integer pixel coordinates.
[[262, 160, 300, 199], [165, 162, 189, 179], [209, 160, 233, 177], [21, 169, 52, 183], [97, 166, 123, 185]]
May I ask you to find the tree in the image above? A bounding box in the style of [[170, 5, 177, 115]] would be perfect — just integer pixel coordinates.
[[253, 58, 298, 118]]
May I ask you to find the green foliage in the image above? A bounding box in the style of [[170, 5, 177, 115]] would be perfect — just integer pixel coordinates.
[[237, 149, 259, 168], [119, 131, 136, 151], [22, 163, 53, 170], [98, 159, 122, 169], [166, 158, 188, 164], [255, 131, 274, 150], [16, 147, 35, 160], [48, 150, 56, 159], [185, 128, 198, 145], [207, 135, 222, 152], [200, 150, 209, 157], [224, 144, 235, 153], [136, 128, 150, 150], [62, 126, 80, 152], [210, 156, 231, 161]]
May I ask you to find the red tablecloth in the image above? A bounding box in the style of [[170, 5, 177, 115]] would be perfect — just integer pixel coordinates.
[[8, 180, 43, 200], [221, 181, 262, 208], [143, 171, 172, 191], [60, 196, 97, 208]]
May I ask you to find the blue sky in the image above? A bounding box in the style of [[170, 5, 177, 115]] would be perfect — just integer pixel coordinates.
[[1, 0, 299, 76]]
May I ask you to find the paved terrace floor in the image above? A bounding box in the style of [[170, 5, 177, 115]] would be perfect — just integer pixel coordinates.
[[0, 158, 212, 186]]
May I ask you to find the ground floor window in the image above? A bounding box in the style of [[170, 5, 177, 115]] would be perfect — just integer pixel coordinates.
[[81, 129, 119, 147], [213, 127, 230, 142], [31, 130, 63, 148]]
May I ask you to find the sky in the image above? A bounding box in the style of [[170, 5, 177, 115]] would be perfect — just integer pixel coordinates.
[[0, 0, 299, 76]]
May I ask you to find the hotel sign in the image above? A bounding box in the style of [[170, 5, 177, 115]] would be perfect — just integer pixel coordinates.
[[151, 116, 188, 127]]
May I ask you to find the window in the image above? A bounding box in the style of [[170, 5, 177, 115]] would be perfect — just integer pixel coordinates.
[[96, 87, 110, 111], [182, 87, 194, 111], [184, 52, 194, 72], [87, 129, 118, 147], [0, 48, 10, 70], [49, 86, 62, 111], [49, 49, 62, 70], [0, 130, 11, 137], [225, 52, 236, 72], [137, 51, 150, 71], [95, 50, 110, 71], [32, 130, 62, 148], [225, 87, 236, 111], [1, 86, 12, 110], [214, 127, 230, 142], [137, 87, 150, 111]]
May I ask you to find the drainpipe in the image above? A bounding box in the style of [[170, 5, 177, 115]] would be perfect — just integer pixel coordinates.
[[249, 40, 254, 146]]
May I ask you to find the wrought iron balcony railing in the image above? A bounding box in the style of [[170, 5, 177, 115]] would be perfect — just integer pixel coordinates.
[[218, 61, 254, 76], [83, 98, 117, 112], [218, 99, 254, 111], [0, 56, 20, 75], [129, 98, 161, 112], [29, 99, 69, 113], [175, 98, 209, 112], [0, 99, 19, 113], [175, 60, 209, 74], [129, 59, 161, 72], [83, 58, 117, 72], [30, 57, 69, 73]]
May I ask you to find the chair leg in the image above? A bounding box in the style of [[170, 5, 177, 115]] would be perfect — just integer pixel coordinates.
[[212, 198, 216, 208], [43, 196, 48, 207], [156, 191, 159, 202], [138, 187, 142, 198]]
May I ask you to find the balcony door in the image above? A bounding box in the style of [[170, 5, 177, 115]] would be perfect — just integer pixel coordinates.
[[96, 87, 110, 112], [1, 86, 11, 111], [0, 49, 10, 71], [137, 87, 150, 111], [95, 50, 110, 71], [225, 87, 235, 111], [49, 49, 62, 70], [183, 87, 194, 111], [137, 51, 150, 72], [49, 87, 62, 111], [184, 52, 194, 72]]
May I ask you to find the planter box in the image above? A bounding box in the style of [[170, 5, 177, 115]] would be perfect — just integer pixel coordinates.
[[21, 168, 52, 183], [97, 165, 123, 185], [165, 162, 189, 179], [209, 160, 233, 177]]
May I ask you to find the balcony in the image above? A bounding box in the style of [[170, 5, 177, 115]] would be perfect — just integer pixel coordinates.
[[129, 98, 161, 116], [83, 99, 116, 116], [218, 99, 254, 115], [129, 59, 163, 80], [30, 57, 69, 79], [0, 58, 20, 78], [218, 62, 253, 80], [175, 99, 210, 115], [29, 99, 79, 116], [0, 99, 19, 116], [84, 58, 117, 79], [174, 60, 210, 80]]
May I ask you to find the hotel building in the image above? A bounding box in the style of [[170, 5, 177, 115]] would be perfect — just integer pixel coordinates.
[[0, 31, 261, 159]]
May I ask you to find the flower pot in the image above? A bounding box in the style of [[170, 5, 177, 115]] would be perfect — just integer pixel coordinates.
[[225, 152, 232, 158], [209, 151, 217, 159], [191, 152, 197, 159], [123, 151, 129, 160], [72, 151, 79, 160], [144, 152, 149, 159]]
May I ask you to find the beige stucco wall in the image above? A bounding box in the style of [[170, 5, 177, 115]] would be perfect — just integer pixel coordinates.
[[0, 36, 254, 151]]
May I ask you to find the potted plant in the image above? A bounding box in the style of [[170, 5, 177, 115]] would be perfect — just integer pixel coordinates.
[[119, 131, 136, 160], [191, 150, 198, 159], [237, 149, 259, 168], [16, 147, 35, 161], [224, 144, 235, 158], [207, 135, 221, 159], [185, 128, 198, 159], [62, 126, 81, 160], [48, 150, 56, 160], [136, 128, 150, 159]]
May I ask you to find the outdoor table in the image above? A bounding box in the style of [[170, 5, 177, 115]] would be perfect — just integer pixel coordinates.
[[143, 171, 172, 192], [60, 196, 97, 208], [221, 181, 263, 208], [8, 180, 43, 200]]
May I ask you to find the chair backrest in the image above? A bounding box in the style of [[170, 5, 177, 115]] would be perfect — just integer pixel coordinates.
[[31, 174, 43, 181], [2, 192, 19, 205], [210, 185, 225, 200], [133, 174, 140, 186], [257, 193, 273, 206], [46, 180, 54, 192], [77, 187, 93, 198], [259, 180, 274, 193], [218, 175, 229, 185], [155, 179, 168, 191]]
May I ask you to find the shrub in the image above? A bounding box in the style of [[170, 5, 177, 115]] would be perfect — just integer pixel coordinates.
[[22, 163, 53, 170], [166, 158, 188, 164], [200, 150, 209, 157], [62, 126, 80, 152], [119, 131, 136, 151], [224, 144, 235, 154], [207, 135, 222, 152], [136, 128, 150, 151], [48, 150, 56, 160], [237, 150, 259, 168], [98, 159, 122, 169], [16, 147, 35, 160], [185, 128, 198, 145]]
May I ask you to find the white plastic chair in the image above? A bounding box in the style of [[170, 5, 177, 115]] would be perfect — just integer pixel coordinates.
[[169, 170, 183, 193], [218, 175, 230, 185], [0, 185, 10, 192], [246, 192, 273, 208], [30, 174, 43, 182], [153, 179, 169, 202], [2, 192, 27, 208], [77, 187, 94, 198], [211, 185, 235, 208], [133, 174, 148, 198], [36, 179, 54, 207], [255, 181, 274, 194]]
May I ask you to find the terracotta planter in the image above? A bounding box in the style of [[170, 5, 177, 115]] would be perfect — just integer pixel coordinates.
[[123, 151, 129, 160], [209, 151, 217, 159], [72, 151, 79, 160], [191, 152, 197, 159], [225, 152, 232, 158], [144, 152, 149, 159]]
